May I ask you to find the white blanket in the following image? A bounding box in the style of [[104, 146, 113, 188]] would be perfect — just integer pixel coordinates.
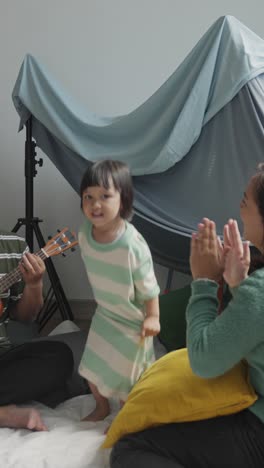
[[0, 336, 167, 467], [0, 395, 118, 468]]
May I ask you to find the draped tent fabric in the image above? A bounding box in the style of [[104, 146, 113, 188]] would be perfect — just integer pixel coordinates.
[[134, 74, 264, 272], [12, 15, 264, 176], [12, 15, 264, 272]]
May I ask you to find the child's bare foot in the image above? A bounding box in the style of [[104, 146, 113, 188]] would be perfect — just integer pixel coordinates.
[[0, 405, 47, 431], [82, 404, 110, 422], [83, 381, 110, 421]]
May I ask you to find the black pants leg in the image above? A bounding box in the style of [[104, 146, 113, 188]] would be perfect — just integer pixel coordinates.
[[38, 330, 89, 398], [110, 411, 264, 468], [0, 341, 74, 407], [7, 320, 89, 398]]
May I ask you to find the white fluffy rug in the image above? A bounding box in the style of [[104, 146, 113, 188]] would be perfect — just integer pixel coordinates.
[[0, 395, 118, 468]]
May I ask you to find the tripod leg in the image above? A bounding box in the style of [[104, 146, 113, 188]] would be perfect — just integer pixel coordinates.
[[37, 285, 55, 328], [12, 219, 25, 234], [12, 118, 74, 329], [32, 222, 74, 322]]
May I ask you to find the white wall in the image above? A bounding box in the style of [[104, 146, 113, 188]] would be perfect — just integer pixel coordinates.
[[0, 0, 263, 300]]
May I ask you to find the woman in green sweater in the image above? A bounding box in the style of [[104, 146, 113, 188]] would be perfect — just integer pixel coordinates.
[[110, 164, 264, 468]]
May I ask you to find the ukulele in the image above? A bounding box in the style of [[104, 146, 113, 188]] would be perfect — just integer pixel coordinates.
[[0, 228, 78, 321]]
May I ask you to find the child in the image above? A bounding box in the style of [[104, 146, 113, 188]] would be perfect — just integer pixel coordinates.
[[78, 160, 160, 421]]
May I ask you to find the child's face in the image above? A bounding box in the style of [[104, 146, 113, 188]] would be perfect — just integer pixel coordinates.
[[82, 179, 122, 229]]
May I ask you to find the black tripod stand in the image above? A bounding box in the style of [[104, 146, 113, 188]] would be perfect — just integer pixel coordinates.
[[12, 116, 74, 330]]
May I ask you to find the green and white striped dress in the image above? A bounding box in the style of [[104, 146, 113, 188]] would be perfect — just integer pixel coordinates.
[[78, 219, 160, 400]]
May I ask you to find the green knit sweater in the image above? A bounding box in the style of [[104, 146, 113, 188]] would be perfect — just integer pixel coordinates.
[[186, 268, 264, 424]]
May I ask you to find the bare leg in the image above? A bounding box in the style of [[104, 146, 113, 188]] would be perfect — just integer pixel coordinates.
[[82, 382, 110, 422], [0, 405, 47, 431]]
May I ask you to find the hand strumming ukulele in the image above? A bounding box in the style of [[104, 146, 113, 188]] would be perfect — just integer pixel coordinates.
[[0, 228, 78, 321]]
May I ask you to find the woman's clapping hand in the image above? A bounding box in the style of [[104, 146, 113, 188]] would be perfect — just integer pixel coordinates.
[[190, 217, 250, 288], [190, 218, 225, 282], [223, 219, 250, 288]]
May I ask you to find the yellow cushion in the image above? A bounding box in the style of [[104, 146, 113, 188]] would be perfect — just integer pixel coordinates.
[[103, 348, 257, 448]]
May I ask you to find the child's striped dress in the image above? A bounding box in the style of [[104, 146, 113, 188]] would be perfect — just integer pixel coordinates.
[[78, 219, 160, 400]]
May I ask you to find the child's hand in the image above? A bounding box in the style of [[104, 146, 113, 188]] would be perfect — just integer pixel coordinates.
[[141, 316, 160, 338]]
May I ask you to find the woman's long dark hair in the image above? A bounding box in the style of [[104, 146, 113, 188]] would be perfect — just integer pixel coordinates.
[[249, 163, 264, 272]]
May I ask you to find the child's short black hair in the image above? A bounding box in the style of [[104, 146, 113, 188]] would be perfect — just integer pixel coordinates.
[[80, 159, 134, 220]]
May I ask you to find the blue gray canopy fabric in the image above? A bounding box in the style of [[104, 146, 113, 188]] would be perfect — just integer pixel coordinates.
[[12, 15, 264, 272]]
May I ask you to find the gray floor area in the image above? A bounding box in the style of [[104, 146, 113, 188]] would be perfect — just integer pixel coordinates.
[[39, 299, 96, 336]]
